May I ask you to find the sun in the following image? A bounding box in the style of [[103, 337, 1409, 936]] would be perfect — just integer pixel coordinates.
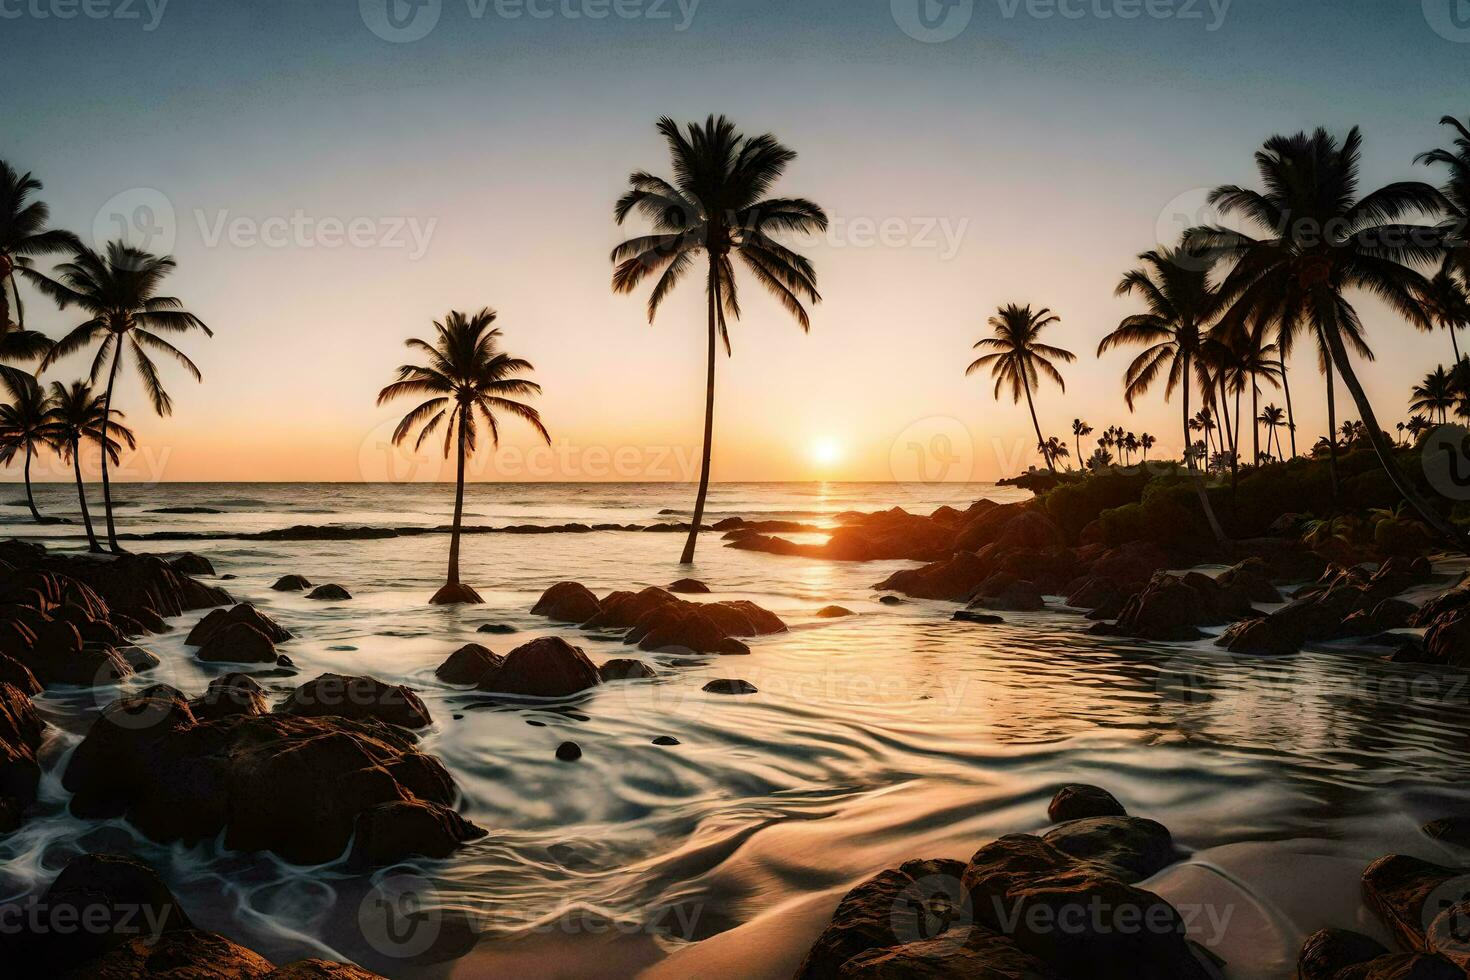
[[810, 439, 843, 467]]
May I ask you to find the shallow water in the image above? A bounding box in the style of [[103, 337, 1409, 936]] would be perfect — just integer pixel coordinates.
[[3, 482, 1470, 979]]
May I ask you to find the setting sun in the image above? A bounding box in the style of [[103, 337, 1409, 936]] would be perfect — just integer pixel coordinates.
[[811, 439, 843, 467]]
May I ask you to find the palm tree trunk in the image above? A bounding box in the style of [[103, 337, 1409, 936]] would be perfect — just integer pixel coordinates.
[[1251, 382, 1259, 465], [1182, 350, 1228, 548], [1325, 356, 1340, 502], [1280, 352, 1297, 458], [446, 407, 466, 586], [22, 444, 40, 523], [1324, 326, 1466, 551], [72, 440, 100, 552], [100, 340, 124, 553], [1022, 383, 1053, 472], [1452, 326, 1462, 365], [6, 268, 22, 330], [680, 258, 720, 565]]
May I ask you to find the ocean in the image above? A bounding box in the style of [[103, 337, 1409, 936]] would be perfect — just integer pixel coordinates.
[[2, 481, 1467, 978]]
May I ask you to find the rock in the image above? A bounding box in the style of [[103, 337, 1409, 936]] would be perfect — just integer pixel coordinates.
[[430, 582, 484, 605], [1047, 784, 1127, 822], [1424, 609, 1470, 667], [837, 931, 1061, 979], [1215, 557, 1283, 603], [1216, 618, 1298, 656], [277, 674, 433, 729], [652, 736, 680, 746], [874, 553, 990, 602], [1065, 577, 1128, 613], [190, 674, 269, 720], [599, 658, 656, 681], [477, 636, 601, 698], [953, 611, 1004, 624], [0, 681, 44, 827], [878, 595, 904, 606], [197, 622, 278, 665], [436, 643, 503, 685], [703, 679, 757, 695], [668, 578, 711, 594], [816, 606, 855, 618], [1413, 584, 1470, 627], [634, 605, 749, 655], [1106, 574, 1210, 641], [349, 799, 488, 867], [556, 741, 582, 762], [0, 653, 40, 695], [1335, 953, 1464, 979], [11, 620, 134, 687], [1297, 928, 1390, 980], [953, 502, 1029, 552], [968, 580, 1044, 613], [55, 929, 274, 978], [531, 581, 602, 623], [63, 693, 480, 866], [272, 574, 313, 592], [961, 834, 1212, 978], [1361, 854, 1465, 951], [186, 604, 292, 646], [169, 553, 215, 576], [478, 623, 518, 635], [1424, 817, 1470, 847], [306, 584, 351, 601], [266, 961, 387, 979], [1041, 815, 1176, 883]]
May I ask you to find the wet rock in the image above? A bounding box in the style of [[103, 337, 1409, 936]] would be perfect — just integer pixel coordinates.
[[874, 553, 990, 602], [349, 799, 488, 867], [1041, 815, 1176, 883], [1216, 617, 1298, 656], [187, 603, 292, 646], [667, 578, 711, 594], [556, 741, 582, 762], [197, 622, 278, 665], [0, 681, 43, 828], [599, 658, 656, 681], [1423, 609, 1470, 667], [953, 611, 1004, 625], [1423, 817, 1470, 847], [436, 643, 503, 685], [816, 606, 855, 618], [1104, 574, 1210, 641], [1335, 953, 1463, 979], [879, 595, 904, 606], [968, 580, 1044, 613], [190, 673, 270, 721], [531, 581, 602, 623], [1297, 928, 1390, 980], [652, 735, 680, 746], [430, 582, 484, 606], [1361, 854, 1465, 951], [1047, 784, 1126, 822], [0, 653, 40, 696], [266, 960, 387, 979], [633, 604, 750, 656], [838, 931, 1060, 979], [1065, 576, 1128, 613], [306, 584, 352, 601], [272, 574, 313, 592], [703, 678, 757, 695], [278, 674, 433, 729], [63, 692, 479, 866], [1215, 557, 1283, 603], [478, 636, 601, 698], [10, 620, 134, 686], [118, 645, 160, 673], [961, 834, 1212, 978], [169, 553, 215, 576], [478, 623, 518, 635]]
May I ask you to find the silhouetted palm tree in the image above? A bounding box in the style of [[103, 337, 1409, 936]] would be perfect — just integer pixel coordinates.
[[1192, 127, 1457, 545], [1407, 413, 1433, 443], [1140, 432, 1155, 461], [0, 160, 80, 336], [33, 242, 210, 553], [612, 115, 827, 565], [0, 374, 54, 522], [1258, 404, 1287, 461], [47, 380, 133, 552], [1042, 436, 1069, 468], [1411, 365, 1456, 424], [1071, 418, 1092, 465], [1421, 263, 1470, 364], [967, 304, 1074, 472], [1415, 114, 1470, 285], [377, 309, 550, 605]]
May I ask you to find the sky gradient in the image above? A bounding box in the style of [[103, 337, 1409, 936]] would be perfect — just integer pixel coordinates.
[[5, 0, 1469, 483]]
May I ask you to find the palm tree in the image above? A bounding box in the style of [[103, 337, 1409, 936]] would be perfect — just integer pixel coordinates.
[[1122, 432, 1139, 464], [1140, 432, 1155, 461], [1411, 366, 1456, 424], [0, 161, 80, 337], [967, 304, 1074, 473], [0, 374, 55, 522], [1258, 404, 1287, 461], [47, 380, 134, 553], [1421, 263, 1470, 364], [377, 309, 550, 605], [1041, 436, 1070, 468], [1407, 413, 1433, 443], [1071, 419, 1093, 464], [1415, 115, 1470, 286], [1192, 127, 1458, 545], [1396, 421, 1406, 447], [611, 115, 827, 565], [32, 242, 210, 553]]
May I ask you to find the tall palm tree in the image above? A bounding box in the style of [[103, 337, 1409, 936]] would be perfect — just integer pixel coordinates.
[[1411, 365, 1456, 424], [32, 242, 209, 553], [377, 309, 549, 605], [1071, 418, 1092, 465], [1140, 432, 1155, 461], [968, 304, 1074, 473], [1415, 114, 1470, 285], [1421, 263, 1470, 364], [47, 380, 134, 552], [1122, 432, 1139, 464], [0, 160, 80, 336], [0, 375, 55, 523], [611, 115, 827, 565], [1258, 404, 1287, 461], [1192, 127, 1458, 546], [1407, 413, 1433, 443]]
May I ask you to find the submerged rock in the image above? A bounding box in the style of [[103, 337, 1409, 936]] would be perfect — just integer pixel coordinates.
[[667, 578, 711, 594], [196, 622, 278, 665], [430, 582, 484, 606], [272, 574, 313, 592], [477, 636, 601, 698], [277, 674, 433, 729], [436, 643, 503, 685], [703, 678, 757, 695], [599, 658, 656, 681], [1047, 784, 1127, 822], [816, 606, 856, 618], [169, 553, 216, 576], [186, 603, 292, 646], [531, 581, 602, 623], [306, 584, 352, 601], [1040, 815, 1176, 882]]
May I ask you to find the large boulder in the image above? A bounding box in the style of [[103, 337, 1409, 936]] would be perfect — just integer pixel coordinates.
[[62, 688, 482, 866], [531, 582, 602, 623], [436, 643, 503, 685], [953, 502, 1029, 552], [1047, 784, 1126, 823], [874, 553, 992, 603], [190, 673, 270, 721], [1423, 608, 1470, 667], [169, 553, 216, 576], [968, 580, 1044, 613], [1040, 816, 1177, 883], [1297, 929, 1389, 980], [272, 574, 313, 592], [477, 637, 601, 698], [0, 681, 43, 829], [1361, 854, 1467, 952], [187, 604, 292, 646], [196, 622, 278, 665], [277, 674, 433, 729], [8, 618, 134, 686]]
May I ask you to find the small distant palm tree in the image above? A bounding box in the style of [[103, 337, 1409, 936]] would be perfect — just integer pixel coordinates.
[[968, 304, 1073, 473], [1407, 413, 1433, 443], [1140, 432, 1155, 461], [1411, 366, 1456, 424], [47, 380, 134, 552], [1042, 436, 1070, 468], [612, 115, 827, 565], [1071, 418, 1092, 464], [1258, 404, 1287, 461], [1421, 263, 1470, 365], [0, 374, 55, 522], [377, 308, 550, 605], [1122, 431, 1140, 464], [34, 242, 210, 553], [1396, 421, 1406, 446], [0, 160, 80, 336], [1087, 447, 1113, 471]]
